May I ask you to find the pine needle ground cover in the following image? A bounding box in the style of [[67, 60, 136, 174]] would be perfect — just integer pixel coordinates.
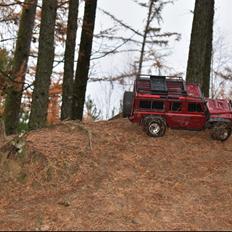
[[0, 119, 232, 230]]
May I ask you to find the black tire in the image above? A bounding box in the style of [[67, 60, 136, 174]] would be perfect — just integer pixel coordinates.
[[143, 116, 166, 137], [122, 91, 133, 117], [210, 122, 231, 141]]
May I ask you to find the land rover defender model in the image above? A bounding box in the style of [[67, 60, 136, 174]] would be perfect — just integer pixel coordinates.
[[123, 75, 232, 141]]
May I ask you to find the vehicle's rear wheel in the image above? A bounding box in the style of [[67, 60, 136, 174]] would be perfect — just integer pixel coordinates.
[[122, 91, 133, 117], [211, 122, 231, 141], [143, 116, 166, 137]]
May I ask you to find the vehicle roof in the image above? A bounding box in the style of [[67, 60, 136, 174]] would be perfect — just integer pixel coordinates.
[[135, 75, 203, 100]]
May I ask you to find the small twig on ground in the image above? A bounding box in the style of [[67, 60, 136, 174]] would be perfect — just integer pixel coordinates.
[[76, 123, 93, 151], [0, 118, 7, 142], [62, 121, 93, 151]]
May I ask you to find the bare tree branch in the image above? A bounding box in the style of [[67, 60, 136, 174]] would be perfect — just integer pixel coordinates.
[[99, 8, 143, 37]]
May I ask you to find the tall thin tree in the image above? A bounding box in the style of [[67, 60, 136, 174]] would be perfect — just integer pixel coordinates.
[[72, 0, 98, 120], [137, 0, 154, 77], [29, 0, 58, 130], [186, 0, 214, 97], [4, 0, 37, 135], [61, 0, 79, 120], [100, 0, 178, 78]]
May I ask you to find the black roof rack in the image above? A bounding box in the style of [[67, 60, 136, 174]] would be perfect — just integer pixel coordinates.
[[136, 75, 187, 96], [150, 76, 168, 94]]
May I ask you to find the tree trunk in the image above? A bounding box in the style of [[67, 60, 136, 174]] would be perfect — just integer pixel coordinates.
[[137, 0, 154, 78], [186, 0, 214, 97], [61, 0, 79, 120], [4, 0, 37, 135], [28, 0, 57, 130], [71, 0, 98, 120]]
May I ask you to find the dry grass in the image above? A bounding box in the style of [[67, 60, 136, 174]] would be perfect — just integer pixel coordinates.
[[0, 118, 232, 231]]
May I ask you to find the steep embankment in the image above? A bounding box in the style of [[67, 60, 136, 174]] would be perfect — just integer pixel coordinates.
[[0, 119, 232, 230]]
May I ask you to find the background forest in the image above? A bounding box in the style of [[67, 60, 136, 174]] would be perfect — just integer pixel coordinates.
[[0, 0, 231, 135], [0, 1, 232, 230]]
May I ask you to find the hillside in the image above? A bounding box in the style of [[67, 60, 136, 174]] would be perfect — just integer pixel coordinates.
[[0, 118, 232, 231]]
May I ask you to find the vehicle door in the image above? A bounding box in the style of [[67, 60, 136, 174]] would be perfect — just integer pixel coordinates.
[[183, 102, 207, 129], [166, 101, 186, 128]]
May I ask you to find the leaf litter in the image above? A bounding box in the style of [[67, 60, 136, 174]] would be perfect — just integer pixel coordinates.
[[0, 118, 232, 230]]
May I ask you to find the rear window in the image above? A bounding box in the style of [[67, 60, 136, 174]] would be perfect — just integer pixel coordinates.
[[139, 100, 164, 110], [139, 100, 151, 109]]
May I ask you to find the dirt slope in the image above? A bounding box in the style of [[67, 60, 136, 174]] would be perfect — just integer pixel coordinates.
[[0, 118, 232, 231]]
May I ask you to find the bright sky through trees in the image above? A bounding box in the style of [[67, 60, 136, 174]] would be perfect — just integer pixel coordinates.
[[86, 0, 232, 119]]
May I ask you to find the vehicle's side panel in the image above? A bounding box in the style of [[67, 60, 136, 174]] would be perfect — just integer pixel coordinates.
[[180, 102, 206, 130], [130, 97, 166, 123], [166, 101, 206, 130], [166, 101, 186, 128], [179, 113, 206, 129]]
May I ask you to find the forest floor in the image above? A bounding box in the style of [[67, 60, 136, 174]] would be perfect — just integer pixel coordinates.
[[0, 118, 232, 231]]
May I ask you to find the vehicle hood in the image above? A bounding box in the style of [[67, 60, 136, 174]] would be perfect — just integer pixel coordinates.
[[207, 99, 232, 115]]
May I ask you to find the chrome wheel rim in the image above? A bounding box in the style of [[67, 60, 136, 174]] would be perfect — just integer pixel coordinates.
[[149, 122, 160, 135], [220, 130, 228, 140]]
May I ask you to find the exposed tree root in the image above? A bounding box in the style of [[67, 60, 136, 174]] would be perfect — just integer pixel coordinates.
[[0, 131, 27, 158], [61, 120, 93, 151]]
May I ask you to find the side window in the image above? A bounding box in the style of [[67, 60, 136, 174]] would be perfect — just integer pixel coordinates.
[[139, 100, 151, 109], [139, 100, 164, 110], [170, 102, 182, 112], [188, 103, 203, 112], [152, 101, 164, 110]]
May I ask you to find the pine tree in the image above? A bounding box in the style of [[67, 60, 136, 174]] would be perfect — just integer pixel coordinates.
[[186, 0, 214, 97], [61, 0, 79, 120], [72, 0, 98, 120], [29, 0, 58, 130], [3, 0, 37, 135], [137, 0, 155, 77]]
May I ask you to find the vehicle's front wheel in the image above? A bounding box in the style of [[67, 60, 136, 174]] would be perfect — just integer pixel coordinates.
[[143, 116, 166, 137], [211, 122, 231, 141]]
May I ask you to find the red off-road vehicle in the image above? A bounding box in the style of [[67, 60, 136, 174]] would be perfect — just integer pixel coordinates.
[[123, 75, 232, 141]]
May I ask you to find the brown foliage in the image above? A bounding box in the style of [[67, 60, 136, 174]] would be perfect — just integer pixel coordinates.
[[47, 84, 62, 125], [0, 119, 231, 230]]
